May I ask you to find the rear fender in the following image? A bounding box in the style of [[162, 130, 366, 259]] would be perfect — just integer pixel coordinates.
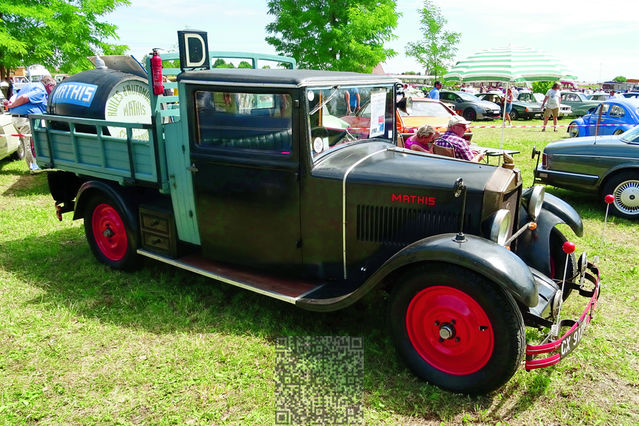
[[367, 233, 538, 307], [516, 191, 583, 276], [72, 180, 138, 231]]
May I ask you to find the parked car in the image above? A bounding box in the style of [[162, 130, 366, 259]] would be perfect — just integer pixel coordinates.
[[439, 90, 501, 121], [534, 125, 639, 218], [0, 112, 23, 162], [340, 97, 473, 143], [560, 92, 600, 116], [522, 92, 573, 117], [567, 98, 639, 137], [476, 92, 542, 120], [587, 92, 610, 101], [396, 97, 472, 140]]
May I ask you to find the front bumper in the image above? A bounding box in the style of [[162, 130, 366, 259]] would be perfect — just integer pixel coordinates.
[[525, 262, 600, 370]]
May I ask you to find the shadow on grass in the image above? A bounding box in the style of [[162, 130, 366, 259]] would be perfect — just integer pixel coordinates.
[[0, 170, 50, 197], [0, 227, 551, 421]]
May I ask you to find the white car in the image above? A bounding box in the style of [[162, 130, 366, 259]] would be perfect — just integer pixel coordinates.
[[530, 92, 573, 117], [0, 91, 23, 161]]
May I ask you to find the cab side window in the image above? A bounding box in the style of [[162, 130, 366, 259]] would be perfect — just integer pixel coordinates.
[[195, 90, 292, 154]]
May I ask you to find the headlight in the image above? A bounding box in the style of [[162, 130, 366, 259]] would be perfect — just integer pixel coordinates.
[[528, 185, 545, 220], [489, 209, 512, 245]]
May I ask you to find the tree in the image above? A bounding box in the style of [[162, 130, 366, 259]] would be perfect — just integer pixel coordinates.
[[613, 76, 627, 82], [532, 81, 554, 94], [0, 0, 130, 80], [212, 59, 235, 69], [266, 0, 398, 72], [405, 0, 460, 79]]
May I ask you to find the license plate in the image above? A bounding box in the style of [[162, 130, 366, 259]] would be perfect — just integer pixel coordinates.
[[559, 318, 589, 358]]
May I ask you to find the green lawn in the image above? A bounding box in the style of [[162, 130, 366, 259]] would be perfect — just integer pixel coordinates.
[[1, 122, 638, 424]]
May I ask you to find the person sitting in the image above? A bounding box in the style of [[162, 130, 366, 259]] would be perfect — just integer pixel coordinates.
[[433, 116, 484, 162], [404, 124, 438, 153]]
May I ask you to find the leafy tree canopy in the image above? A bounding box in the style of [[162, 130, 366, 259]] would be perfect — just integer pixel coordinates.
[[405, 0, 460, 79], [266, 0, 399, 72], [613, 76, 626, 82], [0, 0, 130, 79], [532, 81, 554, 94]]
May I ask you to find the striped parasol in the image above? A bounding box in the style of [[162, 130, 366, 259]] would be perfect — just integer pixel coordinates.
[[444, 46, 577, 82]]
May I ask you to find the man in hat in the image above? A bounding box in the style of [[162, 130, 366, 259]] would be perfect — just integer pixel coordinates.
[[433, 116, 484, 162]]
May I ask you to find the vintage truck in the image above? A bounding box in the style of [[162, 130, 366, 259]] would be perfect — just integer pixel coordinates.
[[30, 31, 600, 394]]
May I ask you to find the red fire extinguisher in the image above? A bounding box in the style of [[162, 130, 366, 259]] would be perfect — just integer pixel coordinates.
[[150, 48, 164, 96]]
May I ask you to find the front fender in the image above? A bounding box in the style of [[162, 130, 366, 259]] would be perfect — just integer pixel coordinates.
[[366, 233, 538, 307], [517, 190, 583, 276]]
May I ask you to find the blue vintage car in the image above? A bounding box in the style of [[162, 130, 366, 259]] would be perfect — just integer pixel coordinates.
[[567, 98, 639, 138], [534, 126, 639, 218]]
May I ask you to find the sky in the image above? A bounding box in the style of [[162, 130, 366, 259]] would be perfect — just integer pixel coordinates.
[[105, 0, 639, 83]]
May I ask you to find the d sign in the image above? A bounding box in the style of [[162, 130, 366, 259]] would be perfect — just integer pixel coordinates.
[[178, 30, 210, 71]]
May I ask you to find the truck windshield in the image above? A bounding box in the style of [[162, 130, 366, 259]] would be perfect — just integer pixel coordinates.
[[306, 85, 394, 159]]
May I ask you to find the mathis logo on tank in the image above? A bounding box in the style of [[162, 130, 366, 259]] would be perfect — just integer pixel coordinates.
[[53, 78, 151, 141]]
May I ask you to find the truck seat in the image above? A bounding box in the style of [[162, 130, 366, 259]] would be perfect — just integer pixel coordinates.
[[202, 128, 292, 152]]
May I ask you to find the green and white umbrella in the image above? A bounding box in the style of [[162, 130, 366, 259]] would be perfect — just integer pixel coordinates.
[[444, 46, 577, 83], [444, 46, 577, 150]]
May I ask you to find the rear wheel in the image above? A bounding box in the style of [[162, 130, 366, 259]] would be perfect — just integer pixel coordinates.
[[463, 108, 477, 121], [389, 264, 525, 394], [602, 172, 639, 219], [613, 129, 624, 135], [12, 142, 25, 160], [510, 109, 519, 120], [84, 194, 139, 269], [568, 124, 579, 138]]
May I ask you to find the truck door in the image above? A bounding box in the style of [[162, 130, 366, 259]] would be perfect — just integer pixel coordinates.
[[188, 87, 302, 271]]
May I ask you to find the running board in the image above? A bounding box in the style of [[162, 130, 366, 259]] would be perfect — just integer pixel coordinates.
[[137, 249, 325, 304]]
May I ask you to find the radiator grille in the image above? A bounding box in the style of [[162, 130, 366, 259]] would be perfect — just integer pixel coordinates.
[[356, 205, 462, 246]]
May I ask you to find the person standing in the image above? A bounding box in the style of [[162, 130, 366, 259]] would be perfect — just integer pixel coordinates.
[[504, 87, 514, 126], [5, 75, 56, 170], [344, 88, 360, 115], [429, 81, 442, 100], [541, 82, 561, 132]]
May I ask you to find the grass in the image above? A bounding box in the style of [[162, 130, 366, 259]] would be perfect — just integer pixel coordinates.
[[1, 120, 638, 424]]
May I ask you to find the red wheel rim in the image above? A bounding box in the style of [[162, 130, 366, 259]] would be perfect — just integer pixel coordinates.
[[92, 203, 127, 261], [406, 286, 494, 375]]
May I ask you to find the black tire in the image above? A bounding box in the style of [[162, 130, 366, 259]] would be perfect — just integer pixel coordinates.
[[613, 129, 624, 135], [602, 171, 639, 219], [568, 124, 579, 138], [549, 228, 577, 300], [84, 194, 139, 269], [463, 108, 477, 121], [12, 141, 25, 160], [389, 263, 525, 394], [510, 109, 519, 120]]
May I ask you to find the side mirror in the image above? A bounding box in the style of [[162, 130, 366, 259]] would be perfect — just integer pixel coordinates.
[[397, 97, 413, 115]]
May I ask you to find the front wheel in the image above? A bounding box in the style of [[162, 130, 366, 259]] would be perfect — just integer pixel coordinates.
[[613, 129, 624, 135], [509, 109, 519, 120], [602, 172, 639, 219], [463, 108, 477, 121], [389, 264, 525, 394], [84, 194, 139, 269], [568, 123, 579, 138]]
